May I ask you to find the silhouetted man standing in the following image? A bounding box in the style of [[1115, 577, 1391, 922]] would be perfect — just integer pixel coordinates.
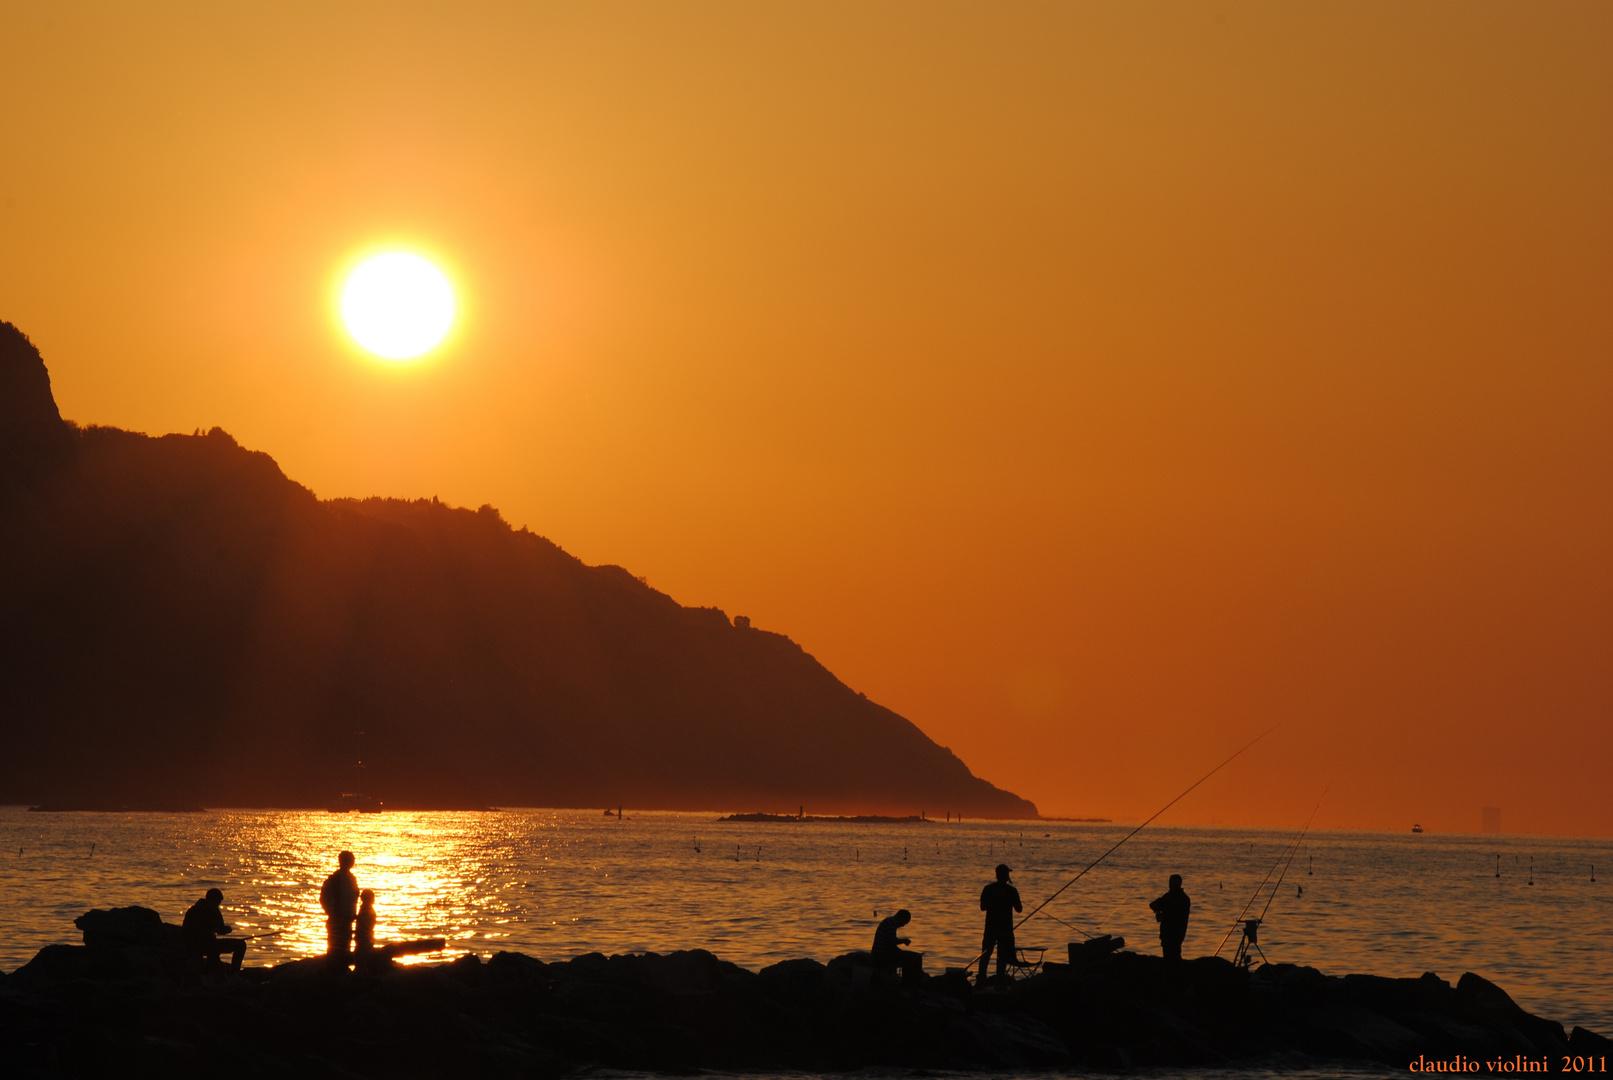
[[182, 888, 246, 973], [1149, 873, 1191, 963], [321, 850, 359, 969], [871, 908, 922, 981], [978, 863, 1021, 986]]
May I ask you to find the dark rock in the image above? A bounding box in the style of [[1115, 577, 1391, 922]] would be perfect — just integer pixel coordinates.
[[1457, 971, 1571, 1056], [10, 943, 106, 987], [1301, 1002, 1423, 1061], [757, 956, 828, 991], [0, 321, 75, 486], [3, 933, 1608, 1077], [74, 906, 169, 949], [1571, 1026, 1613, 1055]]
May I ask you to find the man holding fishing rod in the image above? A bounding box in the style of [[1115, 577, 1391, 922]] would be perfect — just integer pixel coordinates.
[[1149, 874, 1192, 964], [978, 863, 1022, 987], [181, 888, 246, 974]]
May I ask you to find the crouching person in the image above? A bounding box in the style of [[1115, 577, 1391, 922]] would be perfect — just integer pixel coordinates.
[[182, 888, 246, 975]]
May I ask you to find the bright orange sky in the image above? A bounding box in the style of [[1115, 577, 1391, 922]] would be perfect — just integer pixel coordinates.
[[3, 2, 1609, 834]]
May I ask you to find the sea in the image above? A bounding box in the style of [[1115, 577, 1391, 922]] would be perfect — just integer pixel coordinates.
[[2, 807, 1608, 1077]]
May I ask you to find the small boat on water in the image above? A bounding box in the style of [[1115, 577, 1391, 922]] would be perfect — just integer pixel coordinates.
[[328, 730, 382, 813], [1411, 823, 1424, 833], [328, 792, 383, 814]]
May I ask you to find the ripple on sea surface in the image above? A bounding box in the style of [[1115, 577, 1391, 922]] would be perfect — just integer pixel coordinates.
[[0, 807, 1607, 1038]]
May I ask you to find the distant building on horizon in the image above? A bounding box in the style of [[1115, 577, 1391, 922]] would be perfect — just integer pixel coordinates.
[[1482, 806, 1502, 834], [734, 615, 751, 629]]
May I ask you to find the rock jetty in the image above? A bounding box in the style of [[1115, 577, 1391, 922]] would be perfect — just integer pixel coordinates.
[[2, 907, 1608, 1077]]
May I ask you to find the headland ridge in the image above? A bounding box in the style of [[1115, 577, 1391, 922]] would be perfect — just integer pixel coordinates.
[[0, 320, 1035, 819]]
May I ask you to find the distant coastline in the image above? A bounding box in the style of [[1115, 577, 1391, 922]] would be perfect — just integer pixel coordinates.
[[716, 811, 1115, 824], [27, 802, 207, 814], [718, 812, 932, 824]]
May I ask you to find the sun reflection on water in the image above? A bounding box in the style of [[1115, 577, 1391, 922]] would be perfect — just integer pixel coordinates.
[[230, 812, 529, 964], [1, 808, 1609, 1035]]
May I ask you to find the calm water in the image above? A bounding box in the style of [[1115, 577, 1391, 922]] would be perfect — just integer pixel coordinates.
[[2, 808, 1608, 1044]]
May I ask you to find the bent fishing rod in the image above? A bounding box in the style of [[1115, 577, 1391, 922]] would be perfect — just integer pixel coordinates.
[[1214, 783, 1329, 958], [969, 724, 1277, 973]]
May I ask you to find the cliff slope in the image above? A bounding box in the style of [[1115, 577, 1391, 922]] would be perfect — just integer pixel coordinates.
[[0, 322, 1036, 817]]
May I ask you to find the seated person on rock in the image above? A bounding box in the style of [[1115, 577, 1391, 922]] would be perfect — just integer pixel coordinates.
[[182, 888, 246, 973], [871, 908, 923, 980]]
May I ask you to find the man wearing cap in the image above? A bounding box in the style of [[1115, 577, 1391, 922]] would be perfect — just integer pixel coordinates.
[[978, 863, 1022, 986]]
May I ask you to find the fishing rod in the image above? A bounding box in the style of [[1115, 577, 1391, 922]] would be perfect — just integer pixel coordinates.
[[235, 930, 284, 941], [1039, 896, 1137, 939], [1255, 791, 1325, 923], [1212, 839, 1290, 957], [1037, 909, 1090, 936], [1018, 725, 1277, 933], [1214, 784, 1328, 958], [969, 725, 1277, 974]]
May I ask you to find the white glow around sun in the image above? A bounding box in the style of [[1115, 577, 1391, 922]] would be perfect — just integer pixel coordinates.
[[341, 253, 455, 360]]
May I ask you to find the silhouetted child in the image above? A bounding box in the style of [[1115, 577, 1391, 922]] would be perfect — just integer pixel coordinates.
[[356, 890, 376, 951]]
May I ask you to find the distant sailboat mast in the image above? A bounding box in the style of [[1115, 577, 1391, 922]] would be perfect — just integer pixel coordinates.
[[329, 729, 383, 813]]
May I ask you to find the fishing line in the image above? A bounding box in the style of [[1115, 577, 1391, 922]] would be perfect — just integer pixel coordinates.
[[1256, 788, 1327, 924], [1214, 784, 1329, 958], [968, 725, 1276, 973], [1212, 840, 1289, 957], [1036, 896, 1135, 938]]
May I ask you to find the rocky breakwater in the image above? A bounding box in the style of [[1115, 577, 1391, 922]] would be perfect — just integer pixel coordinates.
[[2, 908, 1609, 1077]]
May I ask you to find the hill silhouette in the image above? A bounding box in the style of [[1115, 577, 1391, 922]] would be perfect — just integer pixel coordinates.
[[0, 322, 1037, 817]]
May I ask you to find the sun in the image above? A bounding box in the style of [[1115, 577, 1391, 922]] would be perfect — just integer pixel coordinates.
[[341, 252, 455, 360]]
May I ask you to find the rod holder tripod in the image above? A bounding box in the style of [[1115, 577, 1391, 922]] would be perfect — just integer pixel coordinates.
[[1233, 918, 1268, 969]]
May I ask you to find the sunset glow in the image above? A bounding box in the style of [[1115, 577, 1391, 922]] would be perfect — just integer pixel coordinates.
[[3, 1, 1609, 836], [340, 253, 454, 360]]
